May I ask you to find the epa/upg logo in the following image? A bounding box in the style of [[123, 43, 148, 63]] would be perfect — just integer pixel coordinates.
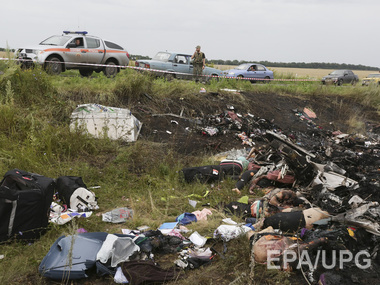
[[267, 249, 371, 270]]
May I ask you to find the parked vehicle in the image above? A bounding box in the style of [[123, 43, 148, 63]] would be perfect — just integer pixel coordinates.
[[15, 31, 130, 77], [362, 73, 380, 86], [135, 51, 223, 81], [223, 63, 274, 82], [321, 70, 359, 86]]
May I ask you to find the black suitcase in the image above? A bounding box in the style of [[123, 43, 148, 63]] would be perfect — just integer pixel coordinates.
[[181, 165, 221, 183], [0, 169, 56, 242], [56, 176, 87, 207]]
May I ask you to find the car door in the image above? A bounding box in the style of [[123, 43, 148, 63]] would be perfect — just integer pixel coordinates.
[[172, 54, 191, 79], [343, 71, 353, 83], [65, 37, 87, 68], [85, 37, 105, 65], [246, 65, 258, 79], [255, 65, 269, 79]]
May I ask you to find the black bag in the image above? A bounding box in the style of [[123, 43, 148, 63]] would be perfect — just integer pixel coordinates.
[[56, 176, 87, 207], [224, 202, 251, 218], [219, 160, 243, 179], [0, 169, 56, 242], [181, 165, 221, 183]]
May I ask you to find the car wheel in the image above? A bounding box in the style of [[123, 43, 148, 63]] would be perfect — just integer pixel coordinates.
[[208, 74, 220, 82], [79, 69, 94, 77], [103, 61, 119, 77], [351, 80, 357, 86], [45, 56, 63, 75], [264, 76, 271, 83], [164, 73, 174, 81], [20, 60, 34, 70], [337, 79, 343, 86], [237, 75, 244, 80]]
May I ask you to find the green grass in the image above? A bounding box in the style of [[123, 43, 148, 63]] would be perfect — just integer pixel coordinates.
[[0, 64, 379, 284]]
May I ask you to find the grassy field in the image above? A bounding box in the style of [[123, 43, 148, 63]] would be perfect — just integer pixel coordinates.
[[0, 62, 379, 284]]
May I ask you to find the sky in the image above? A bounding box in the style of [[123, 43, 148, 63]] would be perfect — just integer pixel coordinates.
[[2, 0, 380, 68]]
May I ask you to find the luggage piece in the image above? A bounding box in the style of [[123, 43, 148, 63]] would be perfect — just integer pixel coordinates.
[[181, 165, 221, 183], [39, 232, 151, 280], [0, 169, 55, 242], [56, 176, 87, 207], [219, 159, 243, 179], [69, 187, 98, 211], [224, 202, 251, 218]]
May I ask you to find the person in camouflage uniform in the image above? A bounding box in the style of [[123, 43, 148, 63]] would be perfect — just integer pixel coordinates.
[[191, 45, 205, 82]]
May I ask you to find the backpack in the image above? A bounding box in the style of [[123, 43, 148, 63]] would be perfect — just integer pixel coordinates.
[[0, 169, 55, 242], [56, 176, 87, 205]]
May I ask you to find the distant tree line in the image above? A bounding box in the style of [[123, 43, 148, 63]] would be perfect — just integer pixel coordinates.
[[130, 54, 151, 60], [0, 48, 15, 52], [207, 59, 380, 71]]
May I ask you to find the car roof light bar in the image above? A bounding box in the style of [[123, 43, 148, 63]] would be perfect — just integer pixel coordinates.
[[63, 31, 88, 35]]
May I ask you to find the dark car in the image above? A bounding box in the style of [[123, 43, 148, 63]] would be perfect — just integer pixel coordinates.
[[321, 70, 359, 86]]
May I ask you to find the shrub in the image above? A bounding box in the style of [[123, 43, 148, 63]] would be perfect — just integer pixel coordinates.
[[113, 69, 154, 106], [0, 66, 55, 107]]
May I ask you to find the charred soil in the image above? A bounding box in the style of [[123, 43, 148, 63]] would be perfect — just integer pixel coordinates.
[[132, 91, 380, 156]]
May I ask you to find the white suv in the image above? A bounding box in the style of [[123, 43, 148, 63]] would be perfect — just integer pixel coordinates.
[[16, 31, 130, 77]]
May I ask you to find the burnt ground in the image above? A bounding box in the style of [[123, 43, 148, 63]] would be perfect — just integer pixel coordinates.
[[132, 90, 380, 156], [130, 90, 380, 284]]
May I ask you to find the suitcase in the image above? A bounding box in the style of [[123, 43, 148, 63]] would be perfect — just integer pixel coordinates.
[[181, 165, 221, 183], [0, 169, 56, 242]]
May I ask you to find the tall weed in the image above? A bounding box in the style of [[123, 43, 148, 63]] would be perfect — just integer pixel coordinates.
[[0, 66, 55, 107]]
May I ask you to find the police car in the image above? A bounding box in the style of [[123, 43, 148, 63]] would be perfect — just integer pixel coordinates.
[[16, 31, 130, 77]]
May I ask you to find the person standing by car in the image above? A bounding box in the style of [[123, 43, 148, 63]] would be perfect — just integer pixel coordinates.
[[191, 45, 205, 82]]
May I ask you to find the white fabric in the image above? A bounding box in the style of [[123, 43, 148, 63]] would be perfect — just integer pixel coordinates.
[[111, 237, 140, 267], [188, 247, 213, 259], [114, 266, 129, 283], [189, 231, 207, 247], [222, 218, 237, 225], [214, 225, 251, 241], [96, 234, 119, 263]]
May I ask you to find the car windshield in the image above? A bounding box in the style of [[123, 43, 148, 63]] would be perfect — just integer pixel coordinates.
[[235, 63, 251, 70], [153, 52, 171, 62], [367, 74, 380, 78], [40, 35, 71, 46], [330, 70, 345, 75]]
